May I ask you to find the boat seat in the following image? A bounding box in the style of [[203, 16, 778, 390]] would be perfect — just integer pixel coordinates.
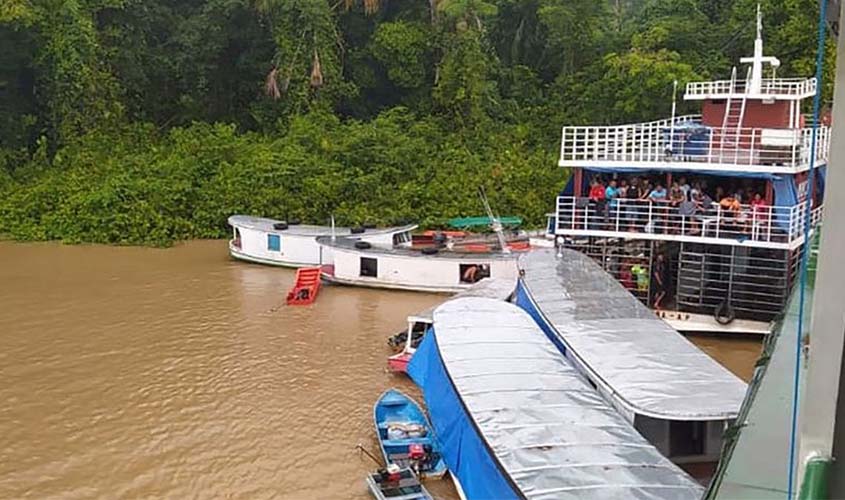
[[380, 397, 407, 406], [382, 437, 433, 448]]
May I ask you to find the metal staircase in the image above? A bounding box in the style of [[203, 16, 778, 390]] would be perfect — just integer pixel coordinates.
[[718, 67, 751, 163]]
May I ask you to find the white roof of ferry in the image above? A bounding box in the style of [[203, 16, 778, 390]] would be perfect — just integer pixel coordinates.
[[433, 297, 703, 500], [227, 215, 416, 237], [407, 277, 516, 324], [519, 248, 747, 421]]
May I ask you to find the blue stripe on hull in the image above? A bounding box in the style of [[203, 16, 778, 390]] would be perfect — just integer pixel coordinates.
[[513, 280, 567, 357], [407, 331, 519, 500]]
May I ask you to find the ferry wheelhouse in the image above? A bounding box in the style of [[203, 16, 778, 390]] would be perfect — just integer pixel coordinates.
[[550, 13, 828, 334]]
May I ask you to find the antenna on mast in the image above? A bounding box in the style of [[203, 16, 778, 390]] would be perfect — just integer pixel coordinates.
[[478, 187, 511, 255]]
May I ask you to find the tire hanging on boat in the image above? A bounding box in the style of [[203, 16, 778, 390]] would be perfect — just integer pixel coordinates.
[[714, 300, 736, 325], [273, 222, 289, 230], [355, 241, 372, 250], [288, 218, 301, 225], [421, 247, 439, 255], [351, 227, 366, 234]]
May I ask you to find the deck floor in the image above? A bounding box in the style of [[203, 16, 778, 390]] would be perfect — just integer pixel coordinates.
[[714, 278, 813, 498]]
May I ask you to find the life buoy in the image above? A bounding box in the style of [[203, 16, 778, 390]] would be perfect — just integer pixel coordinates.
[[354, 241, 372, 250], [273, 222, 288, 230], [350, 226, 366, 234], [715, 300, 736, 325], [421, 247, 439, 255]]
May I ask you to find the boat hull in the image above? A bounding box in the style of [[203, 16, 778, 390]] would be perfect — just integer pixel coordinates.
[[373, 389, 447, 480], [319, 237, 519, 293]]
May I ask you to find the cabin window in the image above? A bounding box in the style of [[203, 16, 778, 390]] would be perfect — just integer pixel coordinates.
[[460, 263, 491, 283], [267, 234, 281, 251], [360, 257, 378, 277], [669, 420, 706, 457]]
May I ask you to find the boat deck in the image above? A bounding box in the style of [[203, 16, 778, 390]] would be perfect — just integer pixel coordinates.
[[317, 236, 518, 260], [710, 278, 813, 498], [228, 215, 416, 237]]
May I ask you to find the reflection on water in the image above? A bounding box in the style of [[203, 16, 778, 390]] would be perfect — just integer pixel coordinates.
[[0, 240, 759, 498]]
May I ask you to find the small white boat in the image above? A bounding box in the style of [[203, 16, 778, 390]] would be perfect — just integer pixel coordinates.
[[227, 215, 415, 268], [318, 231, 520, 293]]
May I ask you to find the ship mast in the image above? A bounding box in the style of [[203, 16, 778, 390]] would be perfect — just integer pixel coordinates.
[[739, 4, 781, 94]]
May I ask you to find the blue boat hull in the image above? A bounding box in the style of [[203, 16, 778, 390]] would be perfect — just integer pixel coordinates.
[[373, 389, 447, 479]]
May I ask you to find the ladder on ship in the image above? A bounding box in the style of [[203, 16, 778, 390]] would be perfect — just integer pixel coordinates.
[[718, 66, 751, 163], [286, 266, 322, 305]]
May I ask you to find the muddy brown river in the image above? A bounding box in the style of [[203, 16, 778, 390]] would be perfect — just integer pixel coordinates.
[[0, 240, 760, 498]]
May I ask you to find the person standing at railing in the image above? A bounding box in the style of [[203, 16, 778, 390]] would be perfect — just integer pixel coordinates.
[[648, 184, 668, 234], [588, 179, 606, 229], [751, 192, 770, 240], [605, 179, 620, 225]]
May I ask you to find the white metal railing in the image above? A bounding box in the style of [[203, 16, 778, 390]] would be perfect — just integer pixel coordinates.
[[559, 117, 830, 170], [555, 196, 822, 247], [685, 77, 816, 97]]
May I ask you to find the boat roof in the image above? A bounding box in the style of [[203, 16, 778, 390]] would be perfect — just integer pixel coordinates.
[[518, 248, 747, 421], [411, 297, 703, 500], [406, 277, 516, 324], [447, 216, 522, 228], [227, 215, 416, 237], [316, 236, 518, 260]]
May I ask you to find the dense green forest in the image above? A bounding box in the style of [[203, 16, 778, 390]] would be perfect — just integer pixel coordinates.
[[0, 0, 835, 245]]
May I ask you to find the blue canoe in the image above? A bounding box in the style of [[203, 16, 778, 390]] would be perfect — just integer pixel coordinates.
[[373, 389, 447, 480]]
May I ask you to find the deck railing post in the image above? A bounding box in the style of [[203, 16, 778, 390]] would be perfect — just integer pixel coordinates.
[[715, 205, 721, 239], [767, 206, 773, 242], [615, 202, 621, 232]]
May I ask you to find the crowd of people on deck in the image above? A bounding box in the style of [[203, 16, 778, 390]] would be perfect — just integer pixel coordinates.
[[579, 174, 772, 236]]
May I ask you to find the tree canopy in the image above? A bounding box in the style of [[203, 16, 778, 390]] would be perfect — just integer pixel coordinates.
[[0, 0, 834, 245]]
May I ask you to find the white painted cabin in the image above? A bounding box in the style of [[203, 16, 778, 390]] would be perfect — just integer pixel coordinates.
[[318, 236, 519, 293], [228, 215, 415, 268]]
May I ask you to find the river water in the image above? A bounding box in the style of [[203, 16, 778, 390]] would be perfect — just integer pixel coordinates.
[[0, 240, 760, 498]]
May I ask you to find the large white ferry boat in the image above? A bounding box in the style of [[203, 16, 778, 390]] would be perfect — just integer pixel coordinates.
[[547, 12, 828, 334]]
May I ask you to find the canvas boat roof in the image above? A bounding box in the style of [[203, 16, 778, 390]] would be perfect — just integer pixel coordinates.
[[228, 215, 417, 237], [518, 248, 747, 421], [317, 236, 518, 260], [408, 297, 703, 500], [406, 277, 516, 324]]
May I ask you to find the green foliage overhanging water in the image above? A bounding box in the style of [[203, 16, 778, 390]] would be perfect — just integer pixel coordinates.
[[0, 0, 834, 246]]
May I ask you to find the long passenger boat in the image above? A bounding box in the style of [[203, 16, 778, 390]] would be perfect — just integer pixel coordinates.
[[407, 297, 704, 499], [227, 215, 415, 268], [548, 11, 827, 334], [318, 226, 521, 293], [516, 248, 747, 478]]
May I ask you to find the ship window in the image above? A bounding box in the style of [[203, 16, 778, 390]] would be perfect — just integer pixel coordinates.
[[267, 234, 281, 251], [360, 257, 378, 277], [669, 420, 706, 457], [460, 263, 491, 283]]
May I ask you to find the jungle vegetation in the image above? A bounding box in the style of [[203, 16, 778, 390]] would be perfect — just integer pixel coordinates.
[[0, 0, 834, 245]]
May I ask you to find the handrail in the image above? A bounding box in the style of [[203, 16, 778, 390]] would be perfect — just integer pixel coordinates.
[[685, 77, 817, 97], [554, 196, 822, 247], [559, 118, 831, 170]]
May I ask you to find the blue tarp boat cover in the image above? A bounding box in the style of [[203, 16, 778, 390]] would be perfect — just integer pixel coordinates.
[[516, 248, 747, 421], [408, 297, 704, 500]]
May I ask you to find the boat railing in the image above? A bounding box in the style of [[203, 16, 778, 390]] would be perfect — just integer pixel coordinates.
[[554, 196, 822, 248], [685, 77, 816, 98], [559, 119, 830, 171]]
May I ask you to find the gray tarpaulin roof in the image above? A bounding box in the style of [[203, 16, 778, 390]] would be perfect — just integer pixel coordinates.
[[407, 277, 517, 324], [519, 249, 747, 420], [433, 297, 704, 500]]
